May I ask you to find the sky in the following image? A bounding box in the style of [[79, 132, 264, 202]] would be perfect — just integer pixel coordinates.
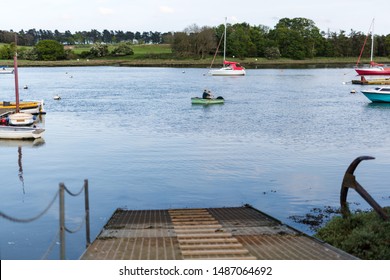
[[2, 0, 390, 35]]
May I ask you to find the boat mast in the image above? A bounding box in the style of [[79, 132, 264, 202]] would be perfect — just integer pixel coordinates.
[[223, 17, 227, 64], [355, 18, 375, 67], [13, 34, 20, 113], [370, 18, 375, 63]]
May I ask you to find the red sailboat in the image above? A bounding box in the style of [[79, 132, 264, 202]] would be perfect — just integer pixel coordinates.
[[355, 19, 390, 76]]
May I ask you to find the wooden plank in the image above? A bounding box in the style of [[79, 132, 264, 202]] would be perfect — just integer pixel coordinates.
[[186, 256, 257, 260], [171, 215, 215, 221], [181, 249, 250, 256], [174, 228, 225, 234], [178, 238, 239, 244], [176, 233, 232, 238], [173, 225, 222, 230], [168, 209, 209, 214], [171, 220, 219, 225], [180, 243, 244, 250], [171, 217, 216, 222]]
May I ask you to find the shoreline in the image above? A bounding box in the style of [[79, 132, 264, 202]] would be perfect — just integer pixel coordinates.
[[1, 57, 389, 69]]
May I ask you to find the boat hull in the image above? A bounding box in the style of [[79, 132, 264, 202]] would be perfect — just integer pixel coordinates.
[[361, 92, 390, 103], [191, 97, 224, 105], [0, 100, 45, 115], [355, 68, 390, 76], [361, 87, 390, 102], [0, 68, 14, 74], [8, 112, 35, 126], [209, 68, 246, 76], [0, 126, 45, 139]]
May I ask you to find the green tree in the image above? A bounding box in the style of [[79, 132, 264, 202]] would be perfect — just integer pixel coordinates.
[[0, 44, 13, 59], [18, 47, 38, 60], [111, 42, 134, 56], [385, 34, 390, 57], [227, 23, 254, 58], [171, 32, 191, 57], [264, 46, 281, 59], [269, 17, 323, 59], [35, 40, 65, 60], [89, 42, 109, 57], [193, 26, 216, 59], [249, 25, 270, 57]]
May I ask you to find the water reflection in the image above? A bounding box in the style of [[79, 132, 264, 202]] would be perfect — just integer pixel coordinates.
[[365, 102, 390, 110], [18, 146, 24, 193], [0, 138, 45, 193]]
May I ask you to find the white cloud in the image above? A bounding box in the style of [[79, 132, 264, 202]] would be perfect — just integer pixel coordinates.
[[61, 13, 73, 20], [160, 6, 174, 14], [99, 7, 114, 16]]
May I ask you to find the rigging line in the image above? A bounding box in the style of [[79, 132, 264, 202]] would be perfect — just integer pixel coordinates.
[[356, 18, 375, 67], [210, 32, 224, 69], [0, 191, 59, 223]]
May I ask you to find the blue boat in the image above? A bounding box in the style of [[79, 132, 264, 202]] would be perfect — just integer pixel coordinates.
[[361, 87, 390, 103]]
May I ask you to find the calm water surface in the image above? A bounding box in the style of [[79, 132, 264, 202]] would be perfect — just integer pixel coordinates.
[[1, 66, 390, 259]]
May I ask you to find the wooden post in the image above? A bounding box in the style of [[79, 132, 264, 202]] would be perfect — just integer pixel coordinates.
[[59, 183, 66, 260], [84, 179, 91, 247]]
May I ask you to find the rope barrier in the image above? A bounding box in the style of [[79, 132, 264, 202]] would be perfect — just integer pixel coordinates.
[[41, 230, 60, 260], [65, 213, 86, 234], [0, 191, 59, 223], [64, 185, 84, 197], [1, 180, 90, 260]]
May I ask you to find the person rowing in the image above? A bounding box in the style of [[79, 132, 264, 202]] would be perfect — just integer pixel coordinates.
[[202, 89, 213, 99]]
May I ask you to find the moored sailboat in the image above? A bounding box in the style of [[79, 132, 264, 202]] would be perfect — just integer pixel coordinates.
[[355, 19, 390, 76], [0, 38, 45, 139], [7, 49, 35, 126], [208, 18, 246, 76], [0, 66, 14, 74]]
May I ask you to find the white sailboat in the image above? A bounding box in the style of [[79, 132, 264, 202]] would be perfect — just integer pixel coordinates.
[[0, 66, 14, 74], [208, 18, 246, 76], [7, 50, 35, 126], [0, 39, 45, 140], [0, 126, 45, 139]]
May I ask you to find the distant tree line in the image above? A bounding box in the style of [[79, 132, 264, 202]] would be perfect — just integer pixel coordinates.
[[0, 29, 167, 45], [1, 17, 389, 61]]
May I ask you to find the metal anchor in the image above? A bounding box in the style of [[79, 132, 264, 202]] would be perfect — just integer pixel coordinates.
[[340, 156, 388, 220]]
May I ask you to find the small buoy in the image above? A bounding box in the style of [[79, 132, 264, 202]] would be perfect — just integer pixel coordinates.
[[182, 71, 185, 73], [23, 85, 28, 89], [350, 89, 356, 94], [53, 95, 61, 100]]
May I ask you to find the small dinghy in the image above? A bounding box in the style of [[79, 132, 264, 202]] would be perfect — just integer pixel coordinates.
[[191, 96, 224, 105]]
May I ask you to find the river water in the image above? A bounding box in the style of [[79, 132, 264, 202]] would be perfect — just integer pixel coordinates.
[[1, 66, 389, 259]]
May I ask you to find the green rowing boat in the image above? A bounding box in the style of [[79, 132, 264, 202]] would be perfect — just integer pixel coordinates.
[[191, 96, 224, 105]]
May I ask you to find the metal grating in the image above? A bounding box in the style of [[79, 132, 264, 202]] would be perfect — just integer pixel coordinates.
[[80, 206, 358, 260]]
